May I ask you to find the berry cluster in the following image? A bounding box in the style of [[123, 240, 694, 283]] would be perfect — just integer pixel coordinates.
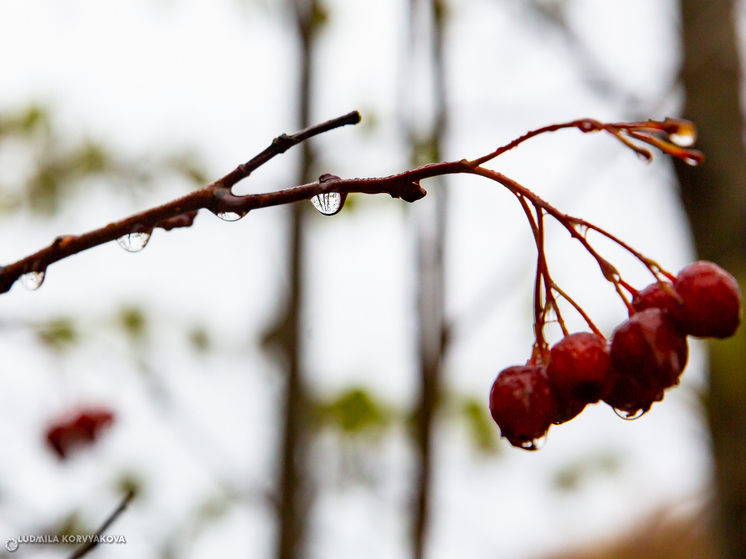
[[45, 408, 115, 460], [490, 261, 741, 450]]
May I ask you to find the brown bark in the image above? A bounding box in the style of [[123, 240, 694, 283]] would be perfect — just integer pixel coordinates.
[[275, 2, 317, 558], [410, 1, 448, 558], [675, 1, 746, 558]]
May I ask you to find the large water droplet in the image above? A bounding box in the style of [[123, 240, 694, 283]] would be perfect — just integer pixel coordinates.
[[21, 270, 45, 290], [669, 127, 696, 147], [117, 232, 151, 253], [217, 211, 247, 222], [613, 407, 645, 421], [311, 192, 343, 216]]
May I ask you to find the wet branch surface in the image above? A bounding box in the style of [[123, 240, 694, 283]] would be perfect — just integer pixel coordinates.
[[0, 112, 701, 295]]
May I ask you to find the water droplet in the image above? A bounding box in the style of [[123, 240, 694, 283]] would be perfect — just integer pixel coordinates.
[[217, 211, 247, 222], [684, 156, 700, 167], [21, 270, 45, 290], [575, 223, 589, 238], [669, 127, 696, 147], [117, 232, 151, 253], [613, 407, 645, 421], [519, 432, 548, 451], [311, 192, 343, 216]]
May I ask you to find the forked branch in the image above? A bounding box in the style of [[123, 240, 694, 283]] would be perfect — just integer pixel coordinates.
[[0, 111, 702, 295]]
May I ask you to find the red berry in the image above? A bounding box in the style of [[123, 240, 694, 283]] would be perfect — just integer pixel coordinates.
[[672, 261, 742, 338], [489, 365, 553, 450], [46, 426, 69, 460], [604, 308, 688, 417], [632, 282, 678, 312], [73, 410, 115, 441], [45, 408, 115, 460], [551, 394, 588, 425], [546, 332, 615, 410]]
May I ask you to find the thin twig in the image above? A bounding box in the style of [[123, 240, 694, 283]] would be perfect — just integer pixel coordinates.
[[67, 490, 136, 559]]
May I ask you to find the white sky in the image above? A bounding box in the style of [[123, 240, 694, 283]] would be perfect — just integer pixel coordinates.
[[0, 1, 726, 558]]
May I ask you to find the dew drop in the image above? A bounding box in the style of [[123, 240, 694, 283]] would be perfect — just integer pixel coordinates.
[[613, 407, 645, 421], [217, 211, 247, 222], [684, 156, 700, 167], [311, 192, 343, 216], [669, 128, 696, 147], [117, 232, 151, 253], [21, 270, 45, 291], [575, 223, 589, 238], [519, 432, 548, 451]]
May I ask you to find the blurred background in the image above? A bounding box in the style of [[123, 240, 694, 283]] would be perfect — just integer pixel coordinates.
[[0, 1, 744, 558]]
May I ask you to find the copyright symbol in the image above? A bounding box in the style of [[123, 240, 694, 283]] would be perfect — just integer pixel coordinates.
[[4, 538, 18, 552]]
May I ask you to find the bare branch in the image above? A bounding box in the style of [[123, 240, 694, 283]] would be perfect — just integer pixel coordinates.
[[0, 113, 700, 295], [67, 490, 136, 559]]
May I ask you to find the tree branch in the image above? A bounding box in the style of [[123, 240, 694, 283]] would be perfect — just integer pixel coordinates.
[[0, 113, 700, 295], [67, 490, 136, 559]]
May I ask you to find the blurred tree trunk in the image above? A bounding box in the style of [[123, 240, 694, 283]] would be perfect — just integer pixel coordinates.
[[408, 1, 448, 558], [675, 1, 746, 558], [272, 2, 319, 558]]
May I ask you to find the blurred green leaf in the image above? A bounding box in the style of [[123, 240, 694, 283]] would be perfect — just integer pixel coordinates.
[[459, 396, 500, 453], [36, 318, 78, 351], [0, 105, 49, 136], [119, 306, 147, 341], [72, 141, 109, 175], [553, 452, 622, 491], [53, 512, 87, 541], [27, 164, 63, 215], [315, 387, 390, 435], [188, 326, 211, 353], [167, 152, 209, 186], [116, 473, 144, 499]]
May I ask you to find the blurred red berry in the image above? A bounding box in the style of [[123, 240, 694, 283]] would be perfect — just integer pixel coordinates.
[[604, 308, 688, 417], [46, 426, 69, 460], [672, 261, 742, 338], [632, 281, 678, 312], [489, 365, 553, 449], [45, 408, 115, 460], [546, 333, 615, 421], [73, 410, 115, 441]]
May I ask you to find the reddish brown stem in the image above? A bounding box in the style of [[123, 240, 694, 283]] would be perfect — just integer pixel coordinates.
[[567, 216, 675, 281]]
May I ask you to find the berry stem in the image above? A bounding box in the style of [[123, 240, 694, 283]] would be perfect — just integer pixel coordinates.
[[535, 205, 569, 337], [567, 216, 675, 281], [473, 167, 634, 310], [550, 283, 604, 338]]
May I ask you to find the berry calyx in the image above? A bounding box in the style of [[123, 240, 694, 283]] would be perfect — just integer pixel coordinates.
[[671, 261, 742, 338], [604, 308, 688, 417], [489, 365, 553, 450]]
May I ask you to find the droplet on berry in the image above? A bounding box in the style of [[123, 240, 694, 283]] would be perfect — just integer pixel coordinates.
[[672, 261, 742, 339], [546, 332, 616, 424], [489, 365, 553, 450], [604, 308, 688, 417]]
